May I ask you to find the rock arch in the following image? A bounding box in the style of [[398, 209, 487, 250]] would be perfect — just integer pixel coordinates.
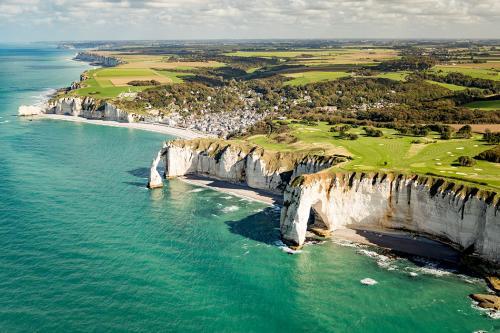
[[307, 200, 331, 237]]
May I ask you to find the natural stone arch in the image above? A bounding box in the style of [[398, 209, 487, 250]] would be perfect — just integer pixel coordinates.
[[307, 199, 331, 237], [147, 149, 165, 189]]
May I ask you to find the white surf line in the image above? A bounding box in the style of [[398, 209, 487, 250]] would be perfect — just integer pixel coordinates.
[[37, 114, 206, 140], [178, 176, 281, 206]]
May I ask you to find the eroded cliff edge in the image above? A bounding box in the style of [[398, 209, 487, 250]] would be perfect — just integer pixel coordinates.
[[281, 172, 500, 263], [74, 52, 123, 67], [149, 139, 500, 264], [18, 96, 144, 122], [148, 138, 348, 192]]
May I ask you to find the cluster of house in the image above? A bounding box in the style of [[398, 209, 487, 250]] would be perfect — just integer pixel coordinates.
[[160, 109, 268, 138]]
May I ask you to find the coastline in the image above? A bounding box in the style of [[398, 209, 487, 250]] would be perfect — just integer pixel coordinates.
[[331, 228, 461, 264], [36, 112, 466, 265], [27, 51, 499, 314], [34, 114, 206, 139], [20, 53, 207, 140], [174, 174, 462, 264], [178, 174, 283, 206]]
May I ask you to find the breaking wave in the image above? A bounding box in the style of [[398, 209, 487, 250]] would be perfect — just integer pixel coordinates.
[[222, 205, 239, 213], [188, 188, 205, 193], [31, 88, 57, 106]]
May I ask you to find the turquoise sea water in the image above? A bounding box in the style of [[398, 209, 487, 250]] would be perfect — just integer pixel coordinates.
[[0, 44, 497, 333]]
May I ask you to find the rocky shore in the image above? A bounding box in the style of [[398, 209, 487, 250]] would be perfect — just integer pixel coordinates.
[[470, 276, 500, 315]]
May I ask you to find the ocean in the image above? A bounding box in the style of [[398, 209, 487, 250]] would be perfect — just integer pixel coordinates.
[[0, 43, 497, 332]]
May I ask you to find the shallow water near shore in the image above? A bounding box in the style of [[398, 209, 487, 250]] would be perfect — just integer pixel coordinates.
[[0, 44, 498, 332]]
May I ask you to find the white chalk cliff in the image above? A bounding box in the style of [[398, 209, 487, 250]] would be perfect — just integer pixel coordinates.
[[47, 97, 136, 122], [74, 52, 122, 67], [149, 139, 500, 264], [18, 96, 138, 123], [148, 150, 164, 189], [280, 172, 500, 263], [18, 50, 135, 122], [147, 138, 347, 193]]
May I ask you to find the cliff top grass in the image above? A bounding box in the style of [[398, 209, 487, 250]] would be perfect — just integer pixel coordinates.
[[69, 67, 194, 99], [292, 171, 500, 208], [93, 51, 224, 70], [167, 138, 499, 207], [69, 51, 223, 99], [166, 138, 349, 173], [246, 121, 500, 191]]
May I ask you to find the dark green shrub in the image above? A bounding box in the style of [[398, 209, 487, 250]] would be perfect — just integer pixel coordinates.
[[127, 80, 161, 86], [475, 145, 500, 163], [457, 156, 476, 166], [456, 125, 472, 139], [483, 129, 500, 144], [363, 126, 383, 137]]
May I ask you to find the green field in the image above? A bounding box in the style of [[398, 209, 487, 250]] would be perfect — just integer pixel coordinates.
[[283, 71, 350, 86], [464, 100, 500, 111], [374, 72, 408, 81], [95, 68, 155, 77], [431, 65, 500, 81], [71, 67, 191, 98], [70, 81, 149, 99], [246, 67, 261, 73], [226, 50, 341, 58], [246, 121, 500, 190], [226, 49, 398, 67], [425, 80, 468, 91], [156, 70, 194, 83]]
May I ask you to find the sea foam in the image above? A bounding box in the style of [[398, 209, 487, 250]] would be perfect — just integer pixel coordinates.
[[222, 205, 239, 213]]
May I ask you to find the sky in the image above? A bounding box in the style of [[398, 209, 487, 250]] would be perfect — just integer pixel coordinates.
[[0, 0, 499, 41]]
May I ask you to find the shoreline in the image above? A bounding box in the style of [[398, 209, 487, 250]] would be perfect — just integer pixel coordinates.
[[32, 114, 206, 139], [178, 174, 283, 206], [20, 55, 207, 140], [174, 174, 462, 264], [330, 227, 461, 264]]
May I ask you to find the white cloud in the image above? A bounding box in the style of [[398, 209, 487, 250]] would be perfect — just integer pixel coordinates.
[[0, 0, 499, 40]]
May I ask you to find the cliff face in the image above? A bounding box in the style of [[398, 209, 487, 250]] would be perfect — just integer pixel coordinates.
[[149, 139, 500, 263], [42, 96, 136, 122], [74, 52, 122, 67], [147, 138, 348, 193], [280, 172, 500, 263], [19, 93, 166, 123]]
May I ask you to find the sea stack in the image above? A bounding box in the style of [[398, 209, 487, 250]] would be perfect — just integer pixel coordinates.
[[147, 149, 165, 189]]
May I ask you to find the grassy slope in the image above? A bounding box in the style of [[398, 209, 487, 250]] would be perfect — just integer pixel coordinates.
[[155, 70, 194, 83], [70, 69, 151, 98], [374, 72, 408, 81], [282, 70, 409, 86], [431, 65, 500, 81], [464, 100, 500, 111], [225, 50, 342, 58], [96, 68, 155, 77], [283, 71, 350, 86], [425, 80, 468, 91], [71, 66, 193, 98], [246, 121, 500, 190]]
